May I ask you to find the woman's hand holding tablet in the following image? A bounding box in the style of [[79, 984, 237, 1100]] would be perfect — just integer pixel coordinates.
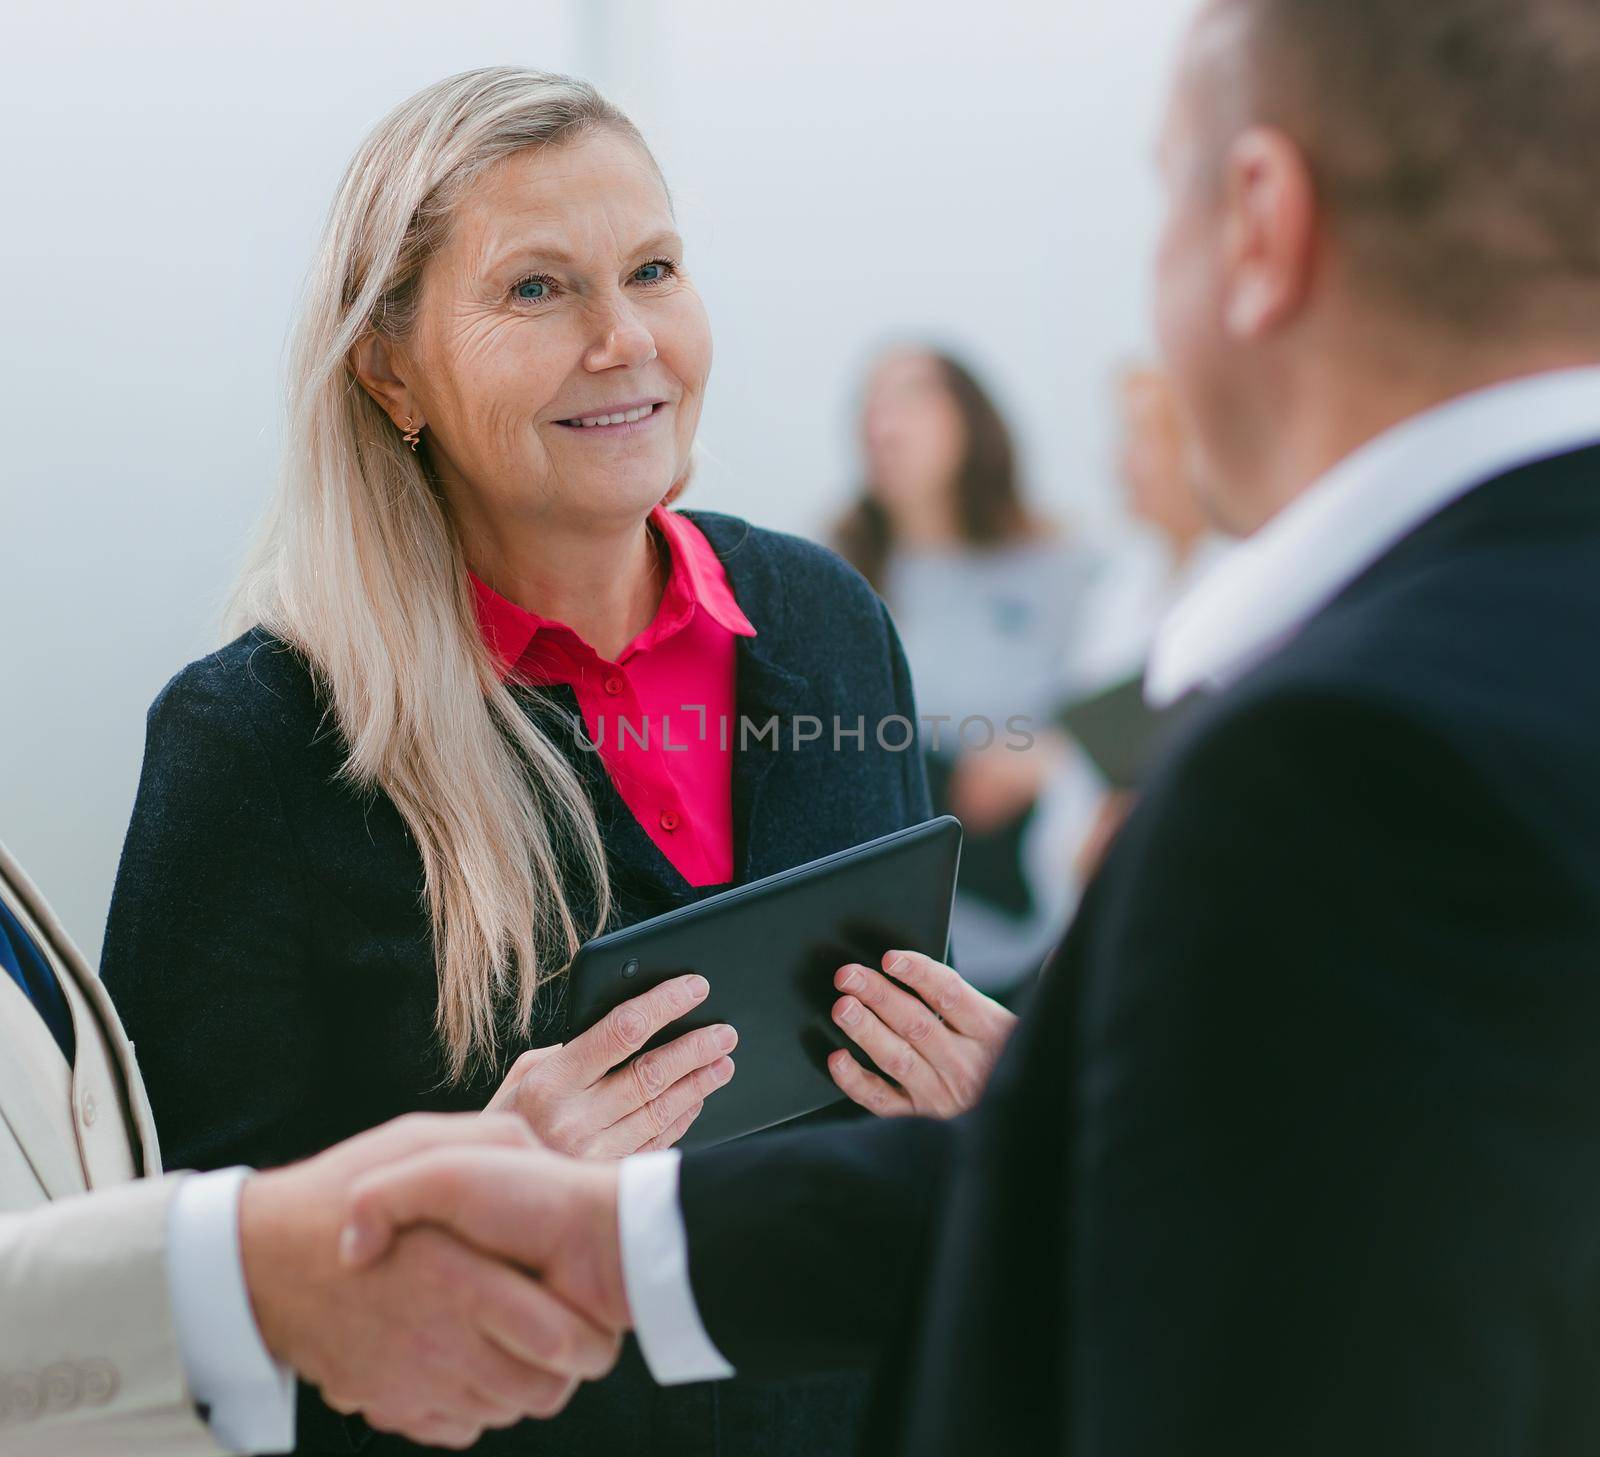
[[487, 973, 739, 1156], [564, 817, 966, 1149], [826, 949, 1018, 1118]]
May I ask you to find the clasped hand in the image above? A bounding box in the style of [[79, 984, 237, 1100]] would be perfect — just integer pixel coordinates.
[[237, 975, 737, 1449], [239, 1114, 622, 1450]]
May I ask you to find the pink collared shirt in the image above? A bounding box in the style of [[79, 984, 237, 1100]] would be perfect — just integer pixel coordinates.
[[471, 506, 757, 887]]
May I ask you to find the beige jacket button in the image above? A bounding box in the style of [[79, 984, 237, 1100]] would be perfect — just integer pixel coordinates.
[[80, 1360, 119, 1407], [41, 1363, 78, 1413], [80, 1090, 98, 1128]]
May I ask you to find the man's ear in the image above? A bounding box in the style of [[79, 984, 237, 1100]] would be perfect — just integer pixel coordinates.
[[350, 331, 420, 427], [1220, 126, 1319, 340]]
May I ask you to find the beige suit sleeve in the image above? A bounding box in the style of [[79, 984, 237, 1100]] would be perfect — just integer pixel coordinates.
[[0, 1172, 225, 1457]]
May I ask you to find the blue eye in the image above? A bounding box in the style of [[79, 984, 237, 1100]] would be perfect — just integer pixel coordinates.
[[634, 259, 676, 284], [514, 275, 554, 302]]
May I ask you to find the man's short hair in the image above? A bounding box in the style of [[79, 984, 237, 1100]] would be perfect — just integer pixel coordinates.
[[1219, 0, 1600, 329]]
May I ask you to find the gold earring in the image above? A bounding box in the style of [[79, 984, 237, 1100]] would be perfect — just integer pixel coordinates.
[[401, 417, 423, 451]]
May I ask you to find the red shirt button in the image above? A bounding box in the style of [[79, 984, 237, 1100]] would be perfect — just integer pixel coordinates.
[[603, 674, 625, 695], [659, 810, 680, 832]]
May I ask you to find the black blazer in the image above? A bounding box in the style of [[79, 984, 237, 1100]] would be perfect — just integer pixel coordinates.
[[677, 444, 1600, 1455], [101, 511, 933, 1457]]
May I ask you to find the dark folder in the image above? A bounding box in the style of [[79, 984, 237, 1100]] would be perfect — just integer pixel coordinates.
[[1056, 673, 1196, 789]]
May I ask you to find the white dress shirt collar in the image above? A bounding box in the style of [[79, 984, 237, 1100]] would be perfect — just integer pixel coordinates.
[[1145, 366, 1600, 708]]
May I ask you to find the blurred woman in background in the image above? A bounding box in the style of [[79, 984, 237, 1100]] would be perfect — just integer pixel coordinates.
[[957, 364, 1234, 892], [833, 347, 1102, 997]]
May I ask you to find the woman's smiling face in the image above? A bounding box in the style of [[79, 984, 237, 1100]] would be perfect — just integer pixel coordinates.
[[391, 127, 712, 533]]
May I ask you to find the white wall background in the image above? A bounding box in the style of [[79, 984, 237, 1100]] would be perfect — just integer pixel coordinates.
[[0, 0, 1193, 958]]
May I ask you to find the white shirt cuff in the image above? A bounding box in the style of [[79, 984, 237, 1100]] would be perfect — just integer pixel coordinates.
[[618, 1150, 736, 1385], [166, 1167, 297, 1453]]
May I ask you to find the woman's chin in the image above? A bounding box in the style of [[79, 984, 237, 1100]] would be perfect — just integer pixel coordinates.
[[552, 469, 684, 523]]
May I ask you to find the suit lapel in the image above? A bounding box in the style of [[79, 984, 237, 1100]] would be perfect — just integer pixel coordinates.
[[0, 839, 158, 1178], [57, 946, 160, 1174], [0, 974, 86, 1199]]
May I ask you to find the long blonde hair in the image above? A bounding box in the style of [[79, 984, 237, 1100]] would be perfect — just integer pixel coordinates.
[[229, 68, 653, 1080]]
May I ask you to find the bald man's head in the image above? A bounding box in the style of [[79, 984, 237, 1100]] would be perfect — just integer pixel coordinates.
[[1184, 0, 1600, 334]]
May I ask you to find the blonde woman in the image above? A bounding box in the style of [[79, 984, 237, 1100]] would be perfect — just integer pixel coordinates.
[[98, 68, 985, 1457]]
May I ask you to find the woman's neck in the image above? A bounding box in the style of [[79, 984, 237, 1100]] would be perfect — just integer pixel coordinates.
[[884, 488, 962, 548], [465, 510, 667, 663]]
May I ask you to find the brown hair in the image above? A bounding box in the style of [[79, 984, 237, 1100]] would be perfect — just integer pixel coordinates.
[[833, 351, 1037, 593], [1214, 0, 1600, 330]]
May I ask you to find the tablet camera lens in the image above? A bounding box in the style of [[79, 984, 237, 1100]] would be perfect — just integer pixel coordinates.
[[621, 958, 639, 979]]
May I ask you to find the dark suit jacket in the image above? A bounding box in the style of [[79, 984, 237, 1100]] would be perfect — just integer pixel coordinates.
[[101, 511, 933, 1457], [680, 444, 1600, 1455]]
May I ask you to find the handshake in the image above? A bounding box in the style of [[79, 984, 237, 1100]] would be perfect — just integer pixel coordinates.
[[238, 1112, 632, 1449], [231, 950, 1014, 1447]]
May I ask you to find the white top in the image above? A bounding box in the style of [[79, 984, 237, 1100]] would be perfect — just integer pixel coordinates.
[[621, 363, 1600, 1390], [1146, 367, 1600, 709], [883, 535, 1103, 731], [883, 534, 1105, 986]]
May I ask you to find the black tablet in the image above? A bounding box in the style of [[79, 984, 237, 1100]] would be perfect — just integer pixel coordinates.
[[564, 816, 963, 1150]]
